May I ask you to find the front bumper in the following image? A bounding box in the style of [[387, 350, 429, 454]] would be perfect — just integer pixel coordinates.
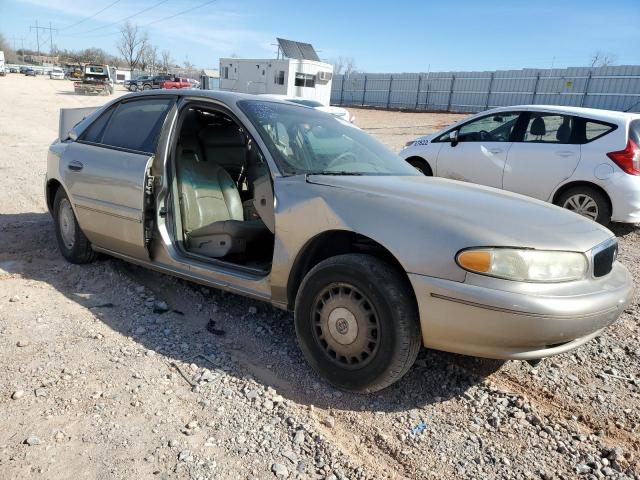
[[408, 262, 633, 360]]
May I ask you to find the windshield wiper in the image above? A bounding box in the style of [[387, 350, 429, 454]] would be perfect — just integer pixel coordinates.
[[304, 171, 365, 176]]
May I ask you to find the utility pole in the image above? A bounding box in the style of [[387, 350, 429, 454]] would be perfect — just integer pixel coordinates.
[[30, 21, 57, 58]]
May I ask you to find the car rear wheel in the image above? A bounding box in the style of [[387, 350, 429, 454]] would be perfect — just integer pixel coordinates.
[[53, 189, 96, 264], [556, 186, 611, 226], [406, 157, 432, 176], [294, 254, 421, 393]]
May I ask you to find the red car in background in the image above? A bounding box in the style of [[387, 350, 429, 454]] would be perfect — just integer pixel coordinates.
[[160, 77, 194, 89]]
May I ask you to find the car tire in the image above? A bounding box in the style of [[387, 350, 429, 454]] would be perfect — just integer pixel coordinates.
[[143, 84, 152, 90], [53, 189, 96, 264], [556, 186, 611, 226], [294, 253, 421, 393], [130, 84, 138, 92], [406, 157, 433, 176]]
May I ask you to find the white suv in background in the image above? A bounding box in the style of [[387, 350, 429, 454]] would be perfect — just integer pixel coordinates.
[[400, 105, 640, 225]]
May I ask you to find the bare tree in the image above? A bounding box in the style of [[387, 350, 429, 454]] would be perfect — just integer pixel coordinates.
[[590, 51, 618, 68], [140, 44, 159, 73], [116, 21, 148, 71], [160, 50, 173, 73], [331, 56, 357, 77], [331, 56, 345, 75], [183, 57, 194, 70]]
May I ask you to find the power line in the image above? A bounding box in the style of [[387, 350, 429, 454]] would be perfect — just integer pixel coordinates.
[[144, 0, 218, 26], [63, 0, 171, 37], [58, 0, 123, 31]]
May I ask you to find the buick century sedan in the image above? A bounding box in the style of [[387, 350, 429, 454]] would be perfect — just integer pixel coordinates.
[[46, 91, 633, 392]]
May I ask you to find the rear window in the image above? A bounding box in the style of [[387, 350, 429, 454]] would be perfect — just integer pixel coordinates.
[[630, 119, 640, 144], [572, 117, 617, 144], [82, 98, 173, 153]]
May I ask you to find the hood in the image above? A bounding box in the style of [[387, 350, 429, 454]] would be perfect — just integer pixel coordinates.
[[306, 175, 613, 253]]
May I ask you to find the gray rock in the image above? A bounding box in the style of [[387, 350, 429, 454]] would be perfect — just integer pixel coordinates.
[[11, 390, 24, 400], [576, 464, 591, 474], [271, 463, 288, 478], [322, 416, 335, 429], [178, 450, 192, 462], [293, 430, 305, 445], [25, 436, 42, 446]]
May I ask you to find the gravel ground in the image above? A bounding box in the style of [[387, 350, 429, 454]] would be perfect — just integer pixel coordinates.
[[0, 75, 638, 480]]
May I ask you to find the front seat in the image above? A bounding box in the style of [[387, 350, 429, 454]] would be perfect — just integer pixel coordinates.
[[529, 116, 546, 140], [176, 134, 270, 258]]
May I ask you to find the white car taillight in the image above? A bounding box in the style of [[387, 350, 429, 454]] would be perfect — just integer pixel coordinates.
[[607, 139, 640, 175]]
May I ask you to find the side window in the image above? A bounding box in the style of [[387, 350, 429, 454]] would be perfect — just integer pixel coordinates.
[[456, 112, 520, 142], [294, 73, 316, 88], [585, 121, 613, 141], [81, 106, 116, 144], [274, 70, 285, 85], [523, 113, 573, 143], [100, 98, 173, 153]]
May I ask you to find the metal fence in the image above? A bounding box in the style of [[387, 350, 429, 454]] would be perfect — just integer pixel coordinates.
[[330, 65, 640, 113]]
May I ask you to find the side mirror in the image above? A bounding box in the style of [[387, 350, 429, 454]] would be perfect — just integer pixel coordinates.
[[449, 130, 459, 147]]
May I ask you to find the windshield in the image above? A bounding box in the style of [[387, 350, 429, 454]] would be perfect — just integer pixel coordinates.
[[287, 99, 324, 108], [239, 100, 419, 176]]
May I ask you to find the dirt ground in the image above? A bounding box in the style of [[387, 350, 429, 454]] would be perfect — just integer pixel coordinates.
[[0, 75, 638, 480]]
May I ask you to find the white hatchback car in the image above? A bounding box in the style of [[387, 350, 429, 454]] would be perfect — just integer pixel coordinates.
[[261, 94, 354, 122], [400, 105, 640, 225]]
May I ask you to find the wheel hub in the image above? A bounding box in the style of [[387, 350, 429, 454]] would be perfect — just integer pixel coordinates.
[[58, 199, 75, 249], [313, 283, 380, 369], [327, 307, 358, 345], [563, 194, 598, 220]]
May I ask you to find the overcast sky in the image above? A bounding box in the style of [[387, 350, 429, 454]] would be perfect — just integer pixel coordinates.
[[1, 0, 639, 72]]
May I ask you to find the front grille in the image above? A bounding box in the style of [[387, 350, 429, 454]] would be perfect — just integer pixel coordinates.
[[593, 241, 617, 277]]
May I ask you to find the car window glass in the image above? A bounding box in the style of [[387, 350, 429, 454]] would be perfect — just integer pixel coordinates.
[[523, 113, 573, 143], [101, 98, 173, 153], [240, 100, 418, 176], [630, 120, 640, 144], [585, 120, 615, 141], [457, 113, 519, 142], [81, 106, 116, 144]]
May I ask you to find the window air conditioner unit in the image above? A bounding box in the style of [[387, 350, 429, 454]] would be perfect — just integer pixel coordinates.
[[317, 71, 332, 82]]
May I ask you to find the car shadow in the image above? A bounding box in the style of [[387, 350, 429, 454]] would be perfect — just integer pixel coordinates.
[[608, 222, 639, 238], [1, 211, 503, 413]]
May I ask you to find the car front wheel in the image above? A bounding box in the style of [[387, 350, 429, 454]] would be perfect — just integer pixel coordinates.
[[406, 157, 433, 176], [53, 189, 96, 264], [556, 186, 611, 226], [294, 253, 421, 393]]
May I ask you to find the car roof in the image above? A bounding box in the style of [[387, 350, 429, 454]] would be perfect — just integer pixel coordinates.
[[122, 89, 295, 106], [489, 104, 640, 121]]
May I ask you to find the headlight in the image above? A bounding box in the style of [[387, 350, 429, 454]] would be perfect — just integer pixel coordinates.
[[456, 248, 588, 282]]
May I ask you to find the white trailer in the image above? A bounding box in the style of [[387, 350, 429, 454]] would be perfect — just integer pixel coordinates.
[[218, 38, 333, 106], [0, 51, 5, 76]]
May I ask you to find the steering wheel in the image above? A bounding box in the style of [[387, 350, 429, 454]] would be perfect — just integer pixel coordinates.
[[326, 151, 358, 170]]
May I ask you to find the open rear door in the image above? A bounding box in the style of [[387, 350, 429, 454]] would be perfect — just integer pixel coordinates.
[[59, 106, 99, 141]]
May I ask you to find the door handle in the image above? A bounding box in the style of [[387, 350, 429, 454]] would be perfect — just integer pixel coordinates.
[[555, 151, 576, 157], [488, 148, 503, 154], [68, 160, 84, 171]]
